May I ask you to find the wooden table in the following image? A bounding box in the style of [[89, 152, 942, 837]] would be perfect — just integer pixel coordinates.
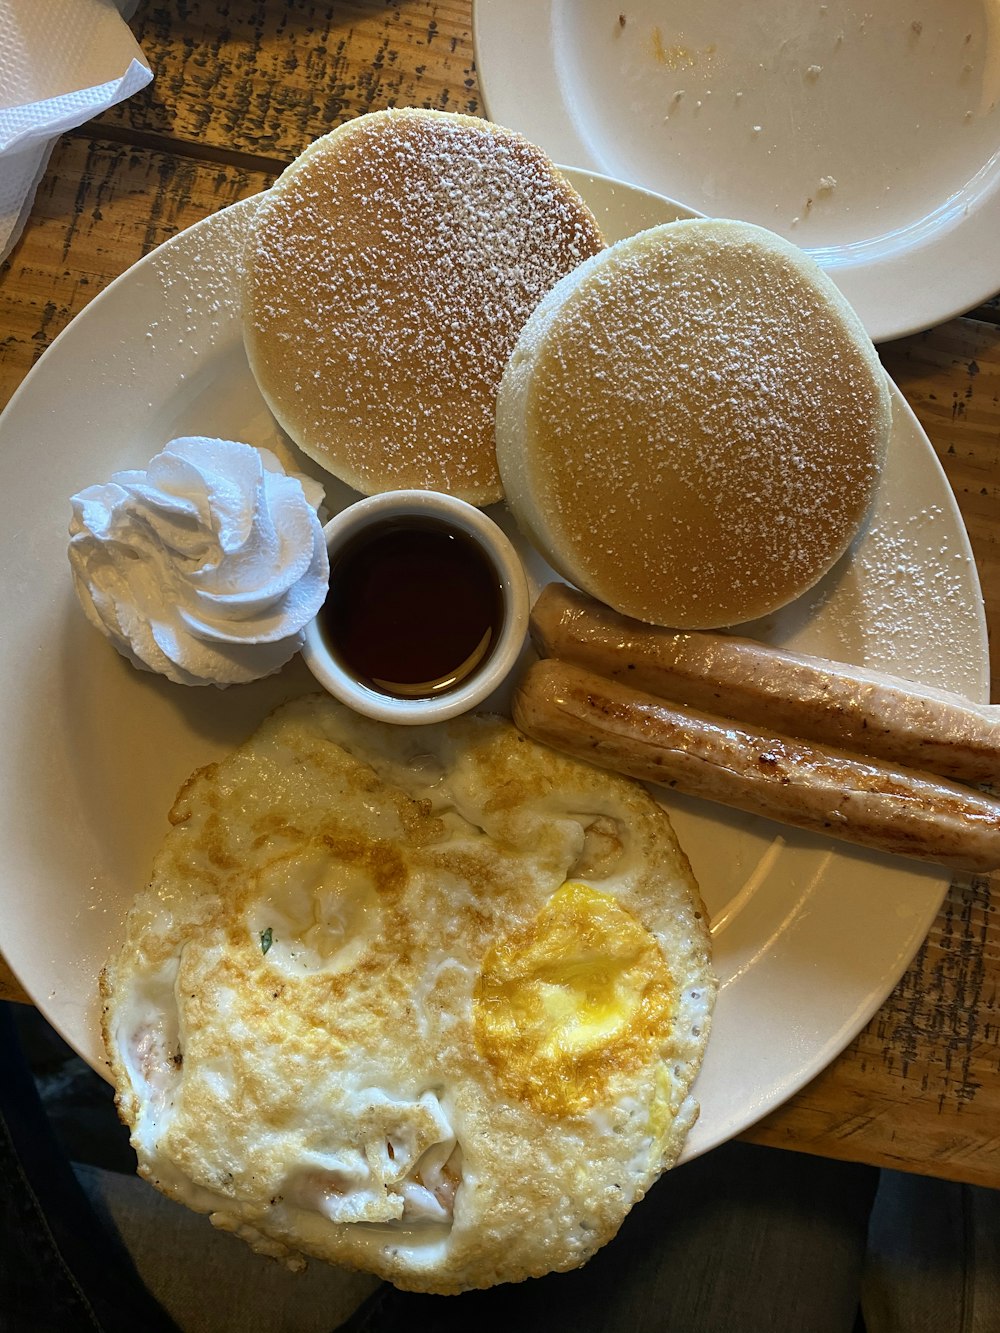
[[1, 0, 998, 1190]]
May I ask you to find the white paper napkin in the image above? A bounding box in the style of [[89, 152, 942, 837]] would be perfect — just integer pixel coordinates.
[[0, 0, 151, 262]]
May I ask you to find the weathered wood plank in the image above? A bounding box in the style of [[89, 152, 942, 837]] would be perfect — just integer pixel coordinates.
[[0, 0, 999, 1186], [745, 869, 1000, 1187], [104, 0, 480, 155]]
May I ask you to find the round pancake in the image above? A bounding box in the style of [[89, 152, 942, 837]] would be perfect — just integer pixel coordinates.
[[101, 696, 714, 1294], [495, 218, 892, 628], [242, 109, 605, 505]]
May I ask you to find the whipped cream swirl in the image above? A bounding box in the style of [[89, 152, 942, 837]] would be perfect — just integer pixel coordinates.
[[69, 437, 329, 686]]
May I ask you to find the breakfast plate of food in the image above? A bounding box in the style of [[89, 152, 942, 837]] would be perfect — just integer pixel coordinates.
[[0, 108, 991, 1288], [473, 0, 1000, 342]]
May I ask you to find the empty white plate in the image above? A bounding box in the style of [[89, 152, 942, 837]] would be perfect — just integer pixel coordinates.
[[474, 0, 1000, 341]]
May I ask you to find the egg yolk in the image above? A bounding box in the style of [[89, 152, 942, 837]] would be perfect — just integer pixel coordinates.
[[473, 880, 676, 1117]]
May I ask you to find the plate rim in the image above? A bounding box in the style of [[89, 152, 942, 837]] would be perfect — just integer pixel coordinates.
[[0, 171, 987, 1163]]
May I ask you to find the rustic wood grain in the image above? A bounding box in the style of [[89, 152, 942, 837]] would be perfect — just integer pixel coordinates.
[[0, 968, 27, 1004], [745, 867, 1000, 1188], [103, 0, 480, 156], [0, 0, 999, 1186]]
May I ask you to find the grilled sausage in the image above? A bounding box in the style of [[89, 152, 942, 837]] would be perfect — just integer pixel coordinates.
[[530, 583, 999, 785], [513, 657, 1000, 872]]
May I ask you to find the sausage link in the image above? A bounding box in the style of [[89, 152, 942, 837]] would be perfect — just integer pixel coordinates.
[[530, 583, 999, 785], [512, 658, 1000, 872]]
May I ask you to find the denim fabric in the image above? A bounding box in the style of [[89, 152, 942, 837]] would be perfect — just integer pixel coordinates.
[[1, 1000, 888, 1333], [0, 1003, 179, 1333], [73, 1164, 378, 1332], [863, 1168, 1000, 1333], [339, 1141, 879, 1333]]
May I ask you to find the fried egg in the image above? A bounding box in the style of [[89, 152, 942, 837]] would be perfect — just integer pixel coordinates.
[[102, 696, 714, 1293]]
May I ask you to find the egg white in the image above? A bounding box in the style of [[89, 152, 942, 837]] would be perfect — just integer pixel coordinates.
[[102, 696, 714, 1292]]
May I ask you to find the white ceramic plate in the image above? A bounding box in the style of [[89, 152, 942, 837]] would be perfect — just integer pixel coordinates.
[[0, 171, 987, 1160], [474, 0, 1000, 342]]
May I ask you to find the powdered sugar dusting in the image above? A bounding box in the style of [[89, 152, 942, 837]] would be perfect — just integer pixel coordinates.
[[152, 198, 262, 356], [243, 110, 604, 504], [810, 504, 980, 690]]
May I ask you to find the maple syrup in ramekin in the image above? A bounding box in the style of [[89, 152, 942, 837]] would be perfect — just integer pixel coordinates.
[[301, 489, 529, 726], [320, 516, 504, 699]]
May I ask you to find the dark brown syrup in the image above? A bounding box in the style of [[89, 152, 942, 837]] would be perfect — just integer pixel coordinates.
[[320, 516, 505, 699]]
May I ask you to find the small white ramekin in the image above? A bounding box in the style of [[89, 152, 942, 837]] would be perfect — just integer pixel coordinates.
[[301, 490, 529, 725]]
